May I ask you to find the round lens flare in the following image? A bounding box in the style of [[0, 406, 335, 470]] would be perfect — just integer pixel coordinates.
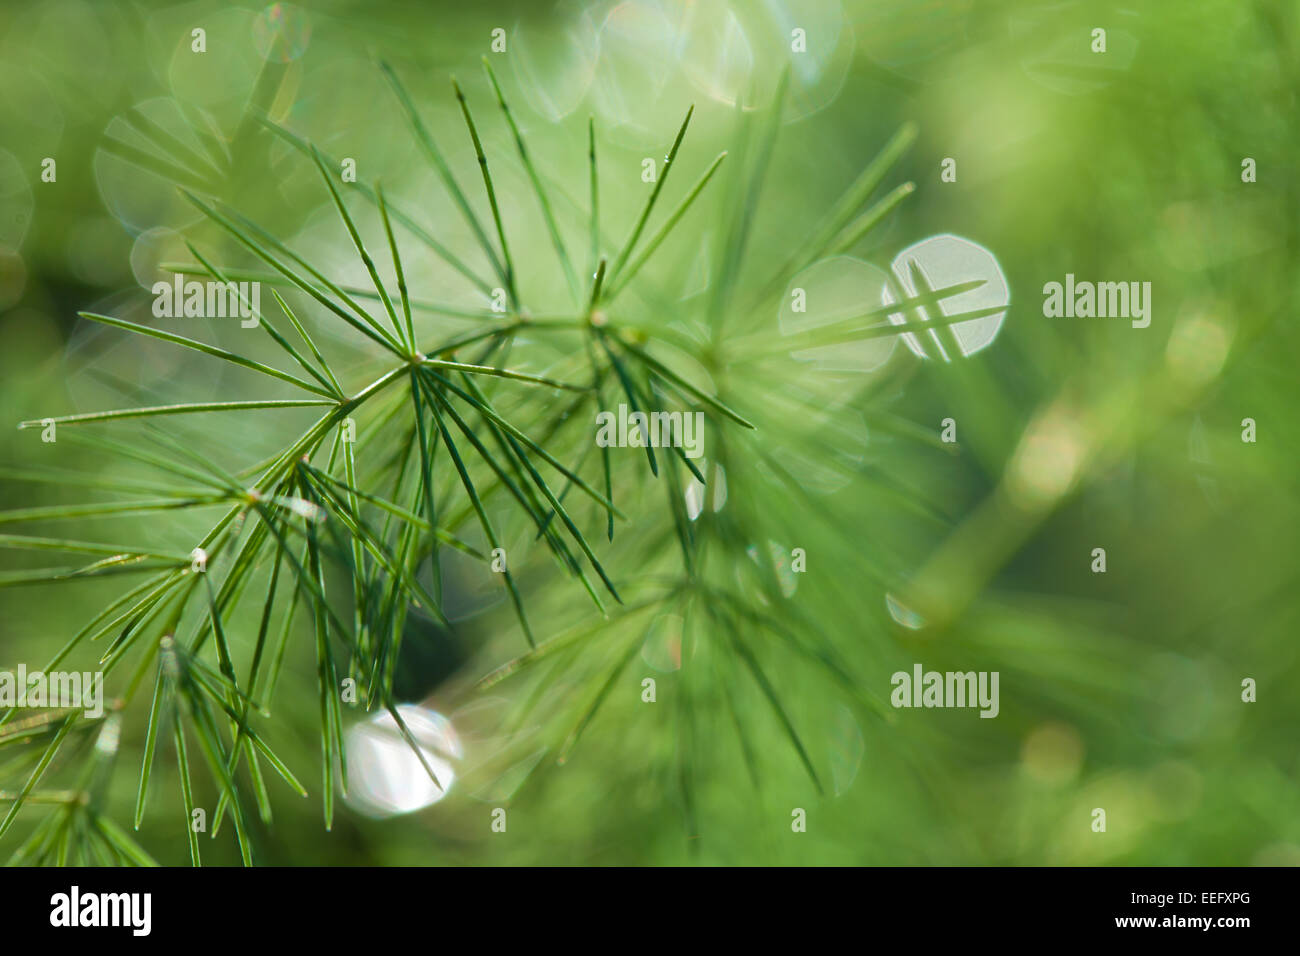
[[883, 234, 1010, 362], [780, 256, 897, 372], [344, 705, 463, 818]]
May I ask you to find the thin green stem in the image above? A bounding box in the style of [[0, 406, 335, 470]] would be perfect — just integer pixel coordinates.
[[452, 77, 517, 308], [482, 57, 580, 306], [608, 105, 694, 287]]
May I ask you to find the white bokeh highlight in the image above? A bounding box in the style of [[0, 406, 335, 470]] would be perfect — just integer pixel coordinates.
[[344, 704, 463, 818], [884, 234, 1010, 361]]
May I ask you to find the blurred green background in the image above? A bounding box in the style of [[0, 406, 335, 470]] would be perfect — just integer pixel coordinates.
[[1, 0, 1298, 865]]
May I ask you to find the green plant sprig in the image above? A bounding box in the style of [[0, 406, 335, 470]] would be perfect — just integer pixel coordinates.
[[3, 57, 921, 864]]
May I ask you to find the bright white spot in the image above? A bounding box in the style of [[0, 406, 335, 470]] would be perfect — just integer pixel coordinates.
[[685, 478, 704, 520], [344, 705, 462, 817], [278, 496, 324, 522], [883, 234, 1009, 361], [685, 461, 726, 520]]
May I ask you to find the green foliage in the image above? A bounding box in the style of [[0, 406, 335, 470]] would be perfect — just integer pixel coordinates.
[[2, 0, 1298, 867], [0, 45, 938, 864]]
